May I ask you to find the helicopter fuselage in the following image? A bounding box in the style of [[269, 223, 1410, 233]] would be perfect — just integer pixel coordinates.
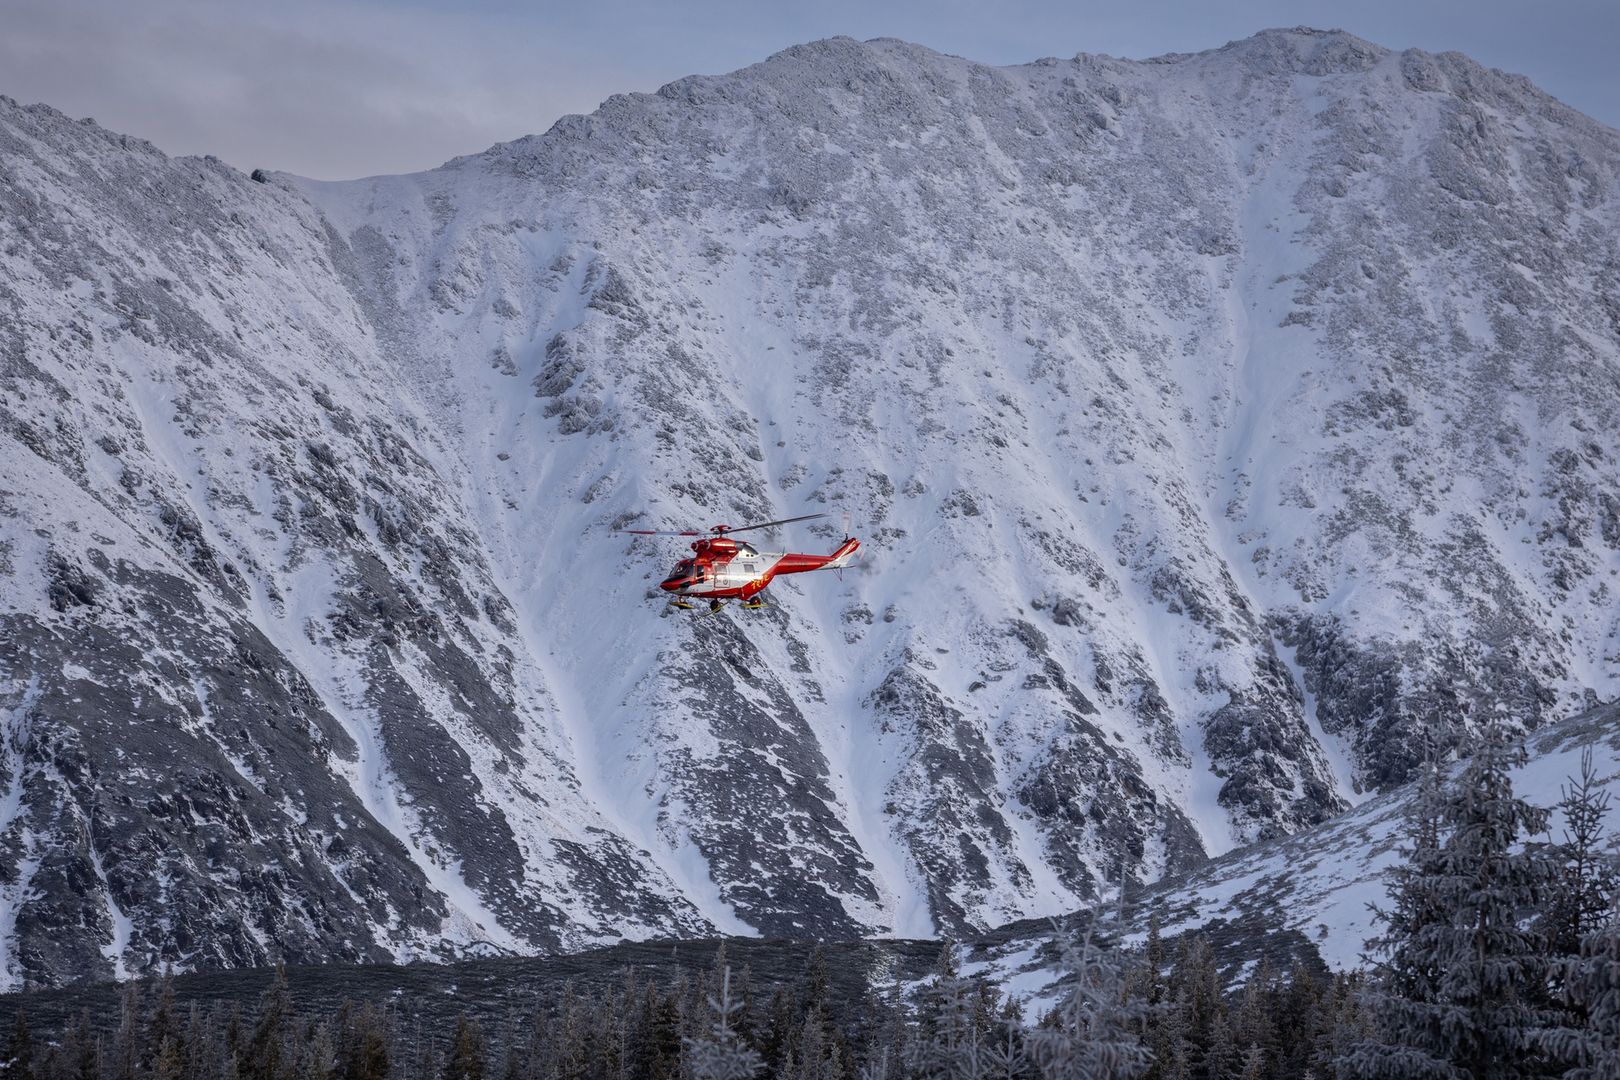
[[659, 535, 859, 600]]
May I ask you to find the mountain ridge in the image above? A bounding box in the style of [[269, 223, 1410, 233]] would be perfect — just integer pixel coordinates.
[[1, 25, 1617, 988]]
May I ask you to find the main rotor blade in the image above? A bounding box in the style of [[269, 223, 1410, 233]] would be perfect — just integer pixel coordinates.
[[619, 529, 705, 536], [721, 513, 828, 534]]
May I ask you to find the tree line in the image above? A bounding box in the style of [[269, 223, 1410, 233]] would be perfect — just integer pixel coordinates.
[[0, 722, 1614, 1079]]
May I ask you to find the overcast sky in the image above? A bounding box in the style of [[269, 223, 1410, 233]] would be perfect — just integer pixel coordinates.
[[3, 0, 1615, 180]]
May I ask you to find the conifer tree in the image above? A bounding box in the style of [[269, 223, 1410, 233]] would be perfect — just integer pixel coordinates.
[[1, 1012, 32, 1080], [303, 1021, 338, 1080], [682, 967, 763, 1080], [111, 979, 143, 1080], [1141, 991, 1188, 1080], [630, 981, 681, 1080], [761, 988, 798, 1074], [596, 979, 630, 1080], [1022, 924, 1151, 1080], [728, 964, 758, 1055], [1202, 1009, 1236, 1080], [1163, 936, 1221, 1078], [805, 948, 831, 1017], [1540, 749, 1619, 972], [246, 966, 293, 1080], [145, 972, 181, 1077], [153, 1032, 184, 1080], [180, 1003, 221, 1080], [863, 979, 911, 1080], [1530, 745, 1620, 1070], [908, 942, 988, 1079], [1321, 974, 1373, 1079], [1340, 719, 1559, 1079], [338, 1003, 391, 1080], [495, 1010, 526, 1080], [1545, 897, 1620, 1080], [417, 1026, 441, 1080], [826, 1042, 846, 1080], [553, 986, 590, 1080], [857, 1046, 892, 1080], [444, 1015, 487, 1080], [1271, 963, 1332, 1080], [796, 947, 844, 1080], [224, 1006, 247, 1080], [792, 1014, 832, 1080], [696, 944, 734, 1049], [979, 1000, 1031, 1080], [58, 1009, 99, 1080], [1138, 914, 1168, 1011], [1228, 959, 1276, 1073]]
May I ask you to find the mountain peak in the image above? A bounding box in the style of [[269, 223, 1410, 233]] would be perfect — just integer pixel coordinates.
[[1139, 26, 1388, 74]]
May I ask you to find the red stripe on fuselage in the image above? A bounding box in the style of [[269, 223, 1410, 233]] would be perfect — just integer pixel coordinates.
[[769, 552, 830, 575]]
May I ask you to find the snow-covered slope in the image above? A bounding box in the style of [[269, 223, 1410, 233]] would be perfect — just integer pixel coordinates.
[[1, 27, 1618, 988], [962, 699, 1620, 1008], [1142, 701, 1620, 972]]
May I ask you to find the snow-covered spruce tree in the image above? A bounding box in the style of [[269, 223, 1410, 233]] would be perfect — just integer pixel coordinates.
[[110, 977, 143, 1080], [682, 966, 764, 1080], [1339, 718, 1558, 1079], [1264, 960, 1324, 1078], [864, 978, 914, 1080], [336, 1003, 391, 1080], [0, 1013, 32, 1080], [631, 977, 683, 1080], [1142, 935, 1219, 1080], [907, 942, 989, 1080], [244, 965, 294, 1080], [1321, 984, 1373, 1080], [444, 1015, 487, 1080], [1141, 996, 1190, 1080], [1554, 897, 1620, 1080], [300, 1020, 338, 1080], [494, 1010, 525, 1080], [1228, 958, 1277, 1075], [979, 998, 1033, 1080], [1533, 744, 1620, 1070], [1023, 923, 1152, 1080], [1540, 748, 1619, 969]]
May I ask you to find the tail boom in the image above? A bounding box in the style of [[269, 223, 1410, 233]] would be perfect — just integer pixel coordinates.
[[769, 537, 860, 577]]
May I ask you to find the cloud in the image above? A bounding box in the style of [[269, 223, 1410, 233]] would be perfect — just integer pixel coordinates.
[[0, 0, 645, 178]]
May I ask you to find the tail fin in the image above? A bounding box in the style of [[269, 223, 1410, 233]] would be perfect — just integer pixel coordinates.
[[826, 536, 860, 569]]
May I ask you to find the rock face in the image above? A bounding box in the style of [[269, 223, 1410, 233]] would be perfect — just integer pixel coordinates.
[[1, 27, 1617, 987], [964, 698, 1620, 1002]]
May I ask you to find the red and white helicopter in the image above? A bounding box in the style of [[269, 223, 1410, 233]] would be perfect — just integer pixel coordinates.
[[621, 513, 860, 613]]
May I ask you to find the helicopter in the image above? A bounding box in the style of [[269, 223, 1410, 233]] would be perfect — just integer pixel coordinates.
[[620, 513, 860, 613]]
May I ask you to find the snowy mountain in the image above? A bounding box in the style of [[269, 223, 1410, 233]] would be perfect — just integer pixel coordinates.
[[1, 26, 1618, 989]]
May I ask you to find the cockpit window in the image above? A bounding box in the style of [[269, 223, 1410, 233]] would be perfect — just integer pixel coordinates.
[[665, 560, 694, 581]]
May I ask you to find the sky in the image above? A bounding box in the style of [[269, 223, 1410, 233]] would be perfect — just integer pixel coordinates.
[[2, 0, 1616, 180]]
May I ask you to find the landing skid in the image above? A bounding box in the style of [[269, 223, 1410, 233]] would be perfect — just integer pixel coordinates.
[[668, 598, 768, 616]]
